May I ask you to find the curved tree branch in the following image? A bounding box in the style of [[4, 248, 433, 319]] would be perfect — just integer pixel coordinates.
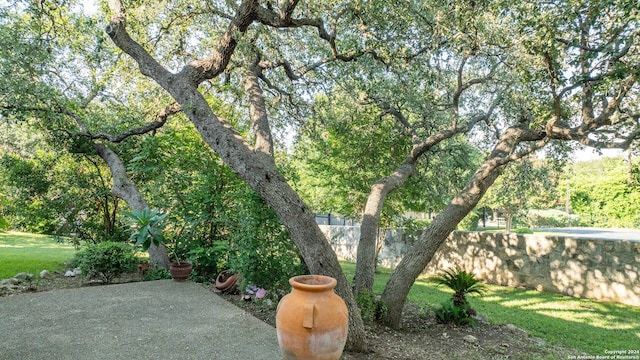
[[244, 62, 275, 157], [80, 103, 182, 143]]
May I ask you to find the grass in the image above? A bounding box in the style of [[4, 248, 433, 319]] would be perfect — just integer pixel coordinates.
[[341, 262, 640, 356], [0, 231, 77, 279], [2, 232, 637, 356]]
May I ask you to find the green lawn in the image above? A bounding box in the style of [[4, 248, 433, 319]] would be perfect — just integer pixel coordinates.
[[2, 232, 637, 356], [0, 231, 77, 279], [341, 262, 640, 356]]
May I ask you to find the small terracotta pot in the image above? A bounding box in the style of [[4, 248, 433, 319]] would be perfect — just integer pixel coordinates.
[[276, 275, 349, 360], [169, 262, 192, 282], [215, 270, 239, 293]]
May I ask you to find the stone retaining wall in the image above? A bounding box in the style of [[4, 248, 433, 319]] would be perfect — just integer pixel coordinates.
[[320, 225, 640, 307]]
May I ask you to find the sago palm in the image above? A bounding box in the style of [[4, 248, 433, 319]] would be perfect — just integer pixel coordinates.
[[431, 267, 486, 306]]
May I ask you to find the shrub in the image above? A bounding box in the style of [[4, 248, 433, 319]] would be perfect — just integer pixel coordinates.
[[355, 290, 387, 323], [0, 215, 9, 230], [73, 242, 138, 283], [123, 207, 168, 251], [143, 266, 172, 281], [397, 218, 431, 234], [435, 299, 477, 326], [229, 221, 306, 293], [64, 256, 80, 270], [229, 192, 307, 293], [186, 242, 230, 283], [523, 209, 581, 228], [431, 267, 485, 326], [458, 210, 481, 231], [431, 267, 486, 306]]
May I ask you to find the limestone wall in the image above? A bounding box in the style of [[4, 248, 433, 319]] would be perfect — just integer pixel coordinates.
[[320, 225, 640, 307]]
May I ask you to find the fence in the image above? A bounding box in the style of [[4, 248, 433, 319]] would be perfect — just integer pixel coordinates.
[[319, 225, 640, 307], [315, 213, 357, 226]]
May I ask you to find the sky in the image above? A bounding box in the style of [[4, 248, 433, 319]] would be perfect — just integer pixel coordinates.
[[573, 146, 624, 162]]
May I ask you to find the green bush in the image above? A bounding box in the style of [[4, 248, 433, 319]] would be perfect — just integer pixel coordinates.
[[186, 242, 230, 283], [229, 192, 307, 293], [457, 210, 481, 231], [431, 267, 485, 326], [435, 299, 477, 326], [73, 242, 138, 283], [143, 266, 172, 281], [396, 218, 431, 234], [0, 215, 9, 230], [355, 290, 387, 323], [123, 207, 168, 251], [513, 227, 533, 234], [523, 209, 580, 227], [64, 256, 80, 270]]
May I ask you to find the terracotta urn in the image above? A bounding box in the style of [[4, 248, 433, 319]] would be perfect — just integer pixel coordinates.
[[276, 275, 349, 360], [169, 262, 192, 281]]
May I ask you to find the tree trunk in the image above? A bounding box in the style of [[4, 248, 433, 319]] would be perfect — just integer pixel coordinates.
[[626, 148, 633, 184], [380, 127, 529, 328], [381, 164, 502, 328], [163, 80, 367, 351], [505, 211, 513, 233], [354, 163, 415, 295], [93, 143, 170, 268], [104, 3, 367, 349], [353, 119, 467, 296], [244, 66, 274, 157], [102, 195, 112, 236]]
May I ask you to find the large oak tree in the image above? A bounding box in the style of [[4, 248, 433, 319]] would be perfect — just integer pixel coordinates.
[[103, 0, 639, 336], [2, 0, 638, 350]]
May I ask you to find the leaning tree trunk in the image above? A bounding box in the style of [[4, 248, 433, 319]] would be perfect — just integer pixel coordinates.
[[243, 65, 365, 348], [354, 116, 468, 296], [170, 84, 366, 351], [354, 163, 415, 295], [94, 143, 170, 268], [380, 170, 500, 328], [381, 127, 533, 328], [105, 4, 366, 350]]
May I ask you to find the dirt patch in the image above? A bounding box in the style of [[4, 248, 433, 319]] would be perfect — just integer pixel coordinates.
[[2, 276, 579, 359], [217, 289, 578, 360], [0, 271, 144, 297]]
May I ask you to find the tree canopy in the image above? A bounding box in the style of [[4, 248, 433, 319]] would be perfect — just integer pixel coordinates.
[[1, 0, 639, 349]]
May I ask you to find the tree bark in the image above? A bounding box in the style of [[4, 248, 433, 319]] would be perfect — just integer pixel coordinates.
[[174, 80, 367, 350], [93, 143, 170, 268], [354, 163, 415, 295], [244, 66, 274, 157], [505, 211, 513, 233], [354, 121, 472, 295], [241, 64, 366, 348], [105, 3, 366, 348]]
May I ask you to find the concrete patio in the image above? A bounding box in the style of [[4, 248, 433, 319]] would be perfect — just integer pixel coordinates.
[[0, 280, 281, 359]]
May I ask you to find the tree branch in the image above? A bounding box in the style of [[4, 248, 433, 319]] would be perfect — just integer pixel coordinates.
[[451, 56, 499, 128], [106, 0, 259, 87], [105, 0, 172, 82], [375, 100, 419, 143], [181, 0, 259, 84], [2, 101, 181, 144], [244, 63, 275, 157], [80, 103, 182, 143]]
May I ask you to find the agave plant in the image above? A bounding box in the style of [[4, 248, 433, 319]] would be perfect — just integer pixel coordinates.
[[431, 267, 486, 307], [123, 207, 168, 251]]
